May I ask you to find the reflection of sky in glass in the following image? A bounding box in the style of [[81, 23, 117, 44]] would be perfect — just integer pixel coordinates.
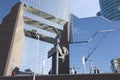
[[70, 15, 120, 74], [20, 0, 69, 74], [20, 37, 53, 74], [0, 0, 70, 22], [23, 11, 63, 30], [24, 24, 56, 38], [21, 0, 70, 21]]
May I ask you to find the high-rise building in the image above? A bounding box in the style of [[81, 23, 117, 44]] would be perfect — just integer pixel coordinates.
[[99, 0, 120, 21], [70, 14, 120, 73], [0, 0, 70, 76]]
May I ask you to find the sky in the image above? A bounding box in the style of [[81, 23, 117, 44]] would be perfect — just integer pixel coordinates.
[[0, 0, 100, 23], [0, 0, 19, 23], [70, 0, 100, 18]]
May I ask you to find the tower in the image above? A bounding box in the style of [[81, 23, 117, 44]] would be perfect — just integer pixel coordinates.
[[0, 0, 70, 76], [99, 0, 120, 21]]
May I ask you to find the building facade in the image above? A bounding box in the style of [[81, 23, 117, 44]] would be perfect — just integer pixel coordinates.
[[70, 15, 120, 74], [99, 0, 120, 21], [0, 0, 70, 76]]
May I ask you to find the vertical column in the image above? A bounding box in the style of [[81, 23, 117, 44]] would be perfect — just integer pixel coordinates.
[[58, 22, 70, 74]]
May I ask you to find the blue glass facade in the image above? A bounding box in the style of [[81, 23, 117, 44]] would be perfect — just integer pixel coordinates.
[[20, 0, 70, 21], [99, 0, 120, 21], [70, 15, 120, 73], [20, 37, 53, 74], [18, 0, 70, 74]]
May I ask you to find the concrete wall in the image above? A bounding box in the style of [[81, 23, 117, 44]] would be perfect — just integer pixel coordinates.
[[0, 74, 120, 80], [0, 2, 24, 76]]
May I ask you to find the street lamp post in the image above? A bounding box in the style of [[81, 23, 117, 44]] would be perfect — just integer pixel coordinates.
[[89, 55, 94, 73], [55, 34, 60, 75], [33, 33, 39, 80], [42, 58, 45, 75], [56, 49, 59, 75], [48, 33, 61, 75], [82, 56, 86, 73]]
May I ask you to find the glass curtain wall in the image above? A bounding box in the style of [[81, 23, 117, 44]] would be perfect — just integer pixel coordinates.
[[99, 0, 120, 21], [19, 0, 70, 74], [70, 15, 120, 74]]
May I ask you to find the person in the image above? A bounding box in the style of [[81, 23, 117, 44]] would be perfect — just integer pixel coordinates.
[[74, 70, 77, 74], [48, 69, 52, 75], [94, 67, 99, 74], [11, 71, 16, 76], [70, 68, 75, 74], [11, 67, 19, 76]]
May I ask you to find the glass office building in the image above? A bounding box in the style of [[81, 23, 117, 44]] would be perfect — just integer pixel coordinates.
[[0, 0, 70, 75], [19, 0, 70, 74], [70, 15, 120, 74], [99, 0, 120, 21]]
